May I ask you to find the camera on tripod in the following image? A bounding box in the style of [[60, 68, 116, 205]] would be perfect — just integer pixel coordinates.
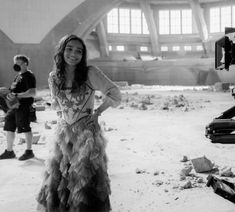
[[205, 31, 235, 143]]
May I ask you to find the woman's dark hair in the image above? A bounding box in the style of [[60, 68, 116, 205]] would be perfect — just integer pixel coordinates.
[[54, 34, 88, 92]]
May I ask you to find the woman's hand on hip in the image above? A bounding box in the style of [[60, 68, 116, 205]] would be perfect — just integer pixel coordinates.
[[85, 113, 100, 133]]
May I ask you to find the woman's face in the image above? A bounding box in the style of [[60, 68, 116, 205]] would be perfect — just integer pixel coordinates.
[[63, 39, 83, 67]]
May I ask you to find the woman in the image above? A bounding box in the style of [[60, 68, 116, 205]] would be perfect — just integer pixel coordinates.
[[37, 34, 121, 211]]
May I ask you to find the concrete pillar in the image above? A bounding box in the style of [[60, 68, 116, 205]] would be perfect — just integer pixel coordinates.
[[140, 0, 160, 56], [188, 0, 209, 55], [73, 0, 123, 39], [96, 21, 109, 57]]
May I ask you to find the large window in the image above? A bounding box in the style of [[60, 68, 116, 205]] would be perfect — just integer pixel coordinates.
[[159, 9, 192, 34], [210, 5, 235, 33], [107, 8, 149, 34]]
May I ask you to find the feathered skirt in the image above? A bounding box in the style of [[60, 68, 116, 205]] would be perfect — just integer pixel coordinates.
[[37, 118, 111, 212]]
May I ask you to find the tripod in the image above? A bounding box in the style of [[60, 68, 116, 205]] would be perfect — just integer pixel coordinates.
[[205, 88, 235, 143]]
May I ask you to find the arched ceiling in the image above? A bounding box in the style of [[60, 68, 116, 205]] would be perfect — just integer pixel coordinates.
[[0, 0, 124, 44], [0, 0, 86, 43], [72, 0, 122, 39], [0, 0, 231, 44]]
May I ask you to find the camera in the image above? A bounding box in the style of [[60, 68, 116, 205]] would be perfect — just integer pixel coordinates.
[[215, 27, 235, 71]]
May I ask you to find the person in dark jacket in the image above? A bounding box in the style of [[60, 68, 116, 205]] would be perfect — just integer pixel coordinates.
[[0, 54, 36, 160]]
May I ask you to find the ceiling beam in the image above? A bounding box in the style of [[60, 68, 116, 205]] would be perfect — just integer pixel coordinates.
[[189, 0, 208, 41], [140, 0, 160, 56], [188, 0, 209, 54], [96, 21, 109, 57], [73, 0, 123, 39]]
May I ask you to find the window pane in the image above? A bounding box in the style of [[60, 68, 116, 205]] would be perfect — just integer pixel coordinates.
[[117, 45, 124, 51], [170, 10, 181, 34], [140, 46, 148, 51], [119, 8, 130, 33], [109, 46, 112, 51], [210, 7, 220, 33], [131, 9, 141, 34], [107, 9, 118, 33], [182, 9, 192, 34], [221, 6, 231, 32], [184, 45, 192, 51], [172, 46, 180, 51], [161, 46, 168, 51], [159, 10, 169, 34], [196, 45, 203, 51], [142, 13, 149, 34]]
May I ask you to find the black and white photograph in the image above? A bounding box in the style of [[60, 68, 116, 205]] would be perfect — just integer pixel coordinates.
[[0, 0, 235, 211]]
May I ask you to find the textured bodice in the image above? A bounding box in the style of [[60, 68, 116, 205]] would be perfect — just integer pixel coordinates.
[[48, 66, 122, 125], [56, 83, 94, 124]]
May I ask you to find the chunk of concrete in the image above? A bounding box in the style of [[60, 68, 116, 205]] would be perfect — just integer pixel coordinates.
[[44, 121, 52, 129], [191, 156, 214, 173], [180, 166, 193, 176], [220, 167, 234, 177]]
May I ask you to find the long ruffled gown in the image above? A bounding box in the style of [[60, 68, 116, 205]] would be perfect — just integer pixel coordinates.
[[37, 66, 121, 212]]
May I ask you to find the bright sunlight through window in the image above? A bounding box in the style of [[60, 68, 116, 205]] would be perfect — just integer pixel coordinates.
[[140, 46, 148, 52], [209, 6, 235, 33], [107, 8, 149, 35], [159, 9, 192, 34], [161, 46, 168, 51], [117, 45, 124, 51]]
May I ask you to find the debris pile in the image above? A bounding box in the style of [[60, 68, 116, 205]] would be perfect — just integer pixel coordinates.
[[120, 92, 208, 112], [161, 95, 191, 111], [133, 155, 235, 196]]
